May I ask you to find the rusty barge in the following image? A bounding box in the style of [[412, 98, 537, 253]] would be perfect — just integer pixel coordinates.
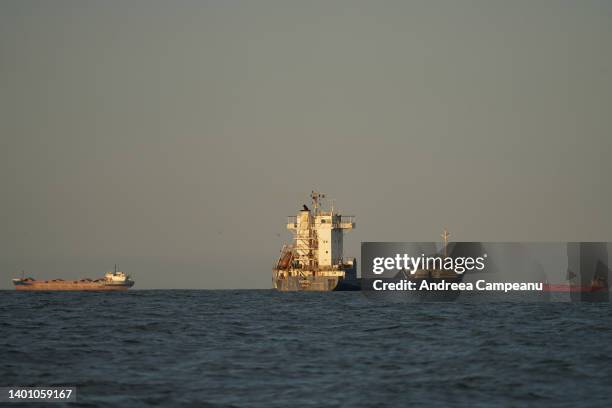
[[12, 266, 134, 291]]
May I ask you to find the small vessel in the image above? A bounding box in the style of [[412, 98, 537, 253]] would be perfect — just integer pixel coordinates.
[[273, 191, 357, 291], [12, 265, 134, 291]]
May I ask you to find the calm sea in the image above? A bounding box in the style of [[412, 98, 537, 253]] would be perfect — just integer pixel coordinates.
[[1, 290, 611, 407]]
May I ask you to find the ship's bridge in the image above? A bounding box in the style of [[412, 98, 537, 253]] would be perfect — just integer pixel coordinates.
[[287, 215, 355, 230]]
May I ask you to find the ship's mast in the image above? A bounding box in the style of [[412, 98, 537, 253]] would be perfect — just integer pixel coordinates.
[[441, 228, 450, 258], [310, 190, 325, 216]]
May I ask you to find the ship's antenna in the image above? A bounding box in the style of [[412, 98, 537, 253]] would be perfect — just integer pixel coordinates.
[[310, 190, 326, 215], [441, 228, 450, 258], [115, 264, 117, 274]]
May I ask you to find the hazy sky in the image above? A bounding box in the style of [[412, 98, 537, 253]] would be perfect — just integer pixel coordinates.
[[1, 0, 611, 288]]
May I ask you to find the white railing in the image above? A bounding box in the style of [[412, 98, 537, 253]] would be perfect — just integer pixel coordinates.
[[339, 216, 355, 224]]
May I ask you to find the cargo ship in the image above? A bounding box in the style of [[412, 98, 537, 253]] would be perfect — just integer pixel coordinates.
[[273, 191, 358, 291], [12, 266, 134, 291]]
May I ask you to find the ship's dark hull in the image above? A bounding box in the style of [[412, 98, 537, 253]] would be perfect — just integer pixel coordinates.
[[334, 279, 362, 291]]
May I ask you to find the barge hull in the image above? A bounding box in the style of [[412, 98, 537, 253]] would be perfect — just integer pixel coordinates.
[[14, 282, 133, 291]]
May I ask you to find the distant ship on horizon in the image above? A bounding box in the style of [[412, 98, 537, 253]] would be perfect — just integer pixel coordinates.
[[12, 265, 134, 291]]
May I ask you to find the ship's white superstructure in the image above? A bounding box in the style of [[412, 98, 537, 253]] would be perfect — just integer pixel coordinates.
[[104, 271, 131, 283]]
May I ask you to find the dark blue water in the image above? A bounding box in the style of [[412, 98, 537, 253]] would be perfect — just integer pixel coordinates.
[[1, 290, 611, 407]]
